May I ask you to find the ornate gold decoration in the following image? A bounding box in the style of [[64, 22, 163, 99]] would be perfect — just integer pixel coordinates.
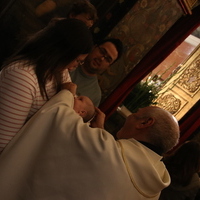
[[156, 94, 181, 114], [177, 58, 200, 93], [154, 44, 200, 120]]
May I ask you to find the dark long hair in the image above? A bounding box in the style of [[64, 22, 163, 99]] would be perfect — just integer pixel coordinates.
[[3, 18, 93, 99], [164, 140, 200, 186]]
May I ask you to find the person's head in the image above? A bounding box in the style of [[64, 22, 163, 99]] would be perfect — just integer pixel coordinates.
[[67, 0, 98, 28], [164, 140, 200, 186], [82, 38, 123, 75], [116, 106, 180, 154], [8, 18, 93, 98], [73, 96, 95, 123]]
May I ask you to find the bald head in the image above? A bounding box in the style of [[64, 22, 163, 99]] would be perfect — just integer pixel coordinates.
[[144, 106, 180, 153], [117, 106, 180, 154]]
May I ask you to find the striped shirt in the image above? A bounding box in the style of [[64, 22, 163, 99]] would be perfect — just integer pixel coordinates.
[[0, 60, 71, 153]]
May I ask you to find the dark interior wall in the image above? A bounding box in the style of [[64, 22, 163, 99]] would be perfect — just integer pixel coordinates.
[[90, 0, 138, 42]]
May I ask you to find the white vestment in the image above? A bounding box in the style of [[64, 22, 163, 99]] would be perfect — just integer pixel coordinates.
[[0, 90, 170, 200]]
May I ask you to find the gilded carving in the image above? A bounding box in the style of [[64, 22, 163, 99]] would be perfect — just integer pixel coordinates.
[[156, 94, 181, 114], [177, 58, 200, 93]]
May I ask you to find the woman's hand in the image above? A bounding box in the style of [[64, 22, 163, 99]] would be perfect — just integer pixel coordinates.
[[61, 82, 77, 96]]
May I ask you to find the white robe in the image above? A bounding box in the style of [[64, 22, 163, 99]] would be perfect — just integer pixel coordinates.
[[0, 90, 170, 200]]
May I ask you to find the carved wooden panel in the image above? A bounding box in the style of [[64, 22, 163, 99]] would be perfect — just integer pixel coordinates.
[[156, 44, 200, 120]]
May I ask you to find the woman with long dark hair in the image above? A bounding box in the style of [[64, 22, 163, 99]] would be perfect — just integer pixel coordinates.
[[0, 18, 93, 154]]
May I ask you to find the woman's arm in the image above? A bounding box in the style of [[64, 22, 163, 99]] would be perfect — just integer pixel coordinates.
[[0, 65, 36, 153]]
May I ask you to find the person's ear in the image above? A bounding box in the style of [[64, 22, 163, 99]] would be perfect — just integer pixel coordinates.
[[136, 117, 155, 129], [78, 110, 87, 118]]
